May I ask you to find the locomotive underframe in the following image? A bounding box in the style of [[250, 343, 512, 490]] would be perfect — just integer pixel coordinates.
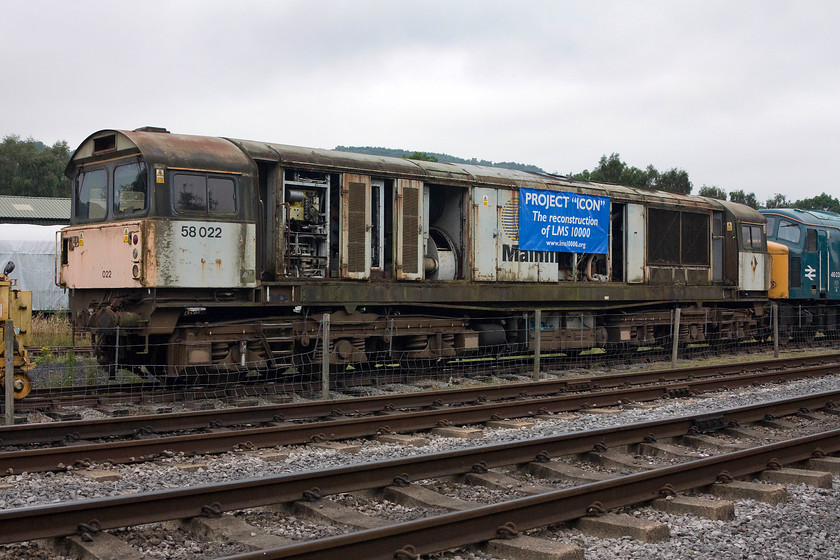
[[70, 282, 763, 377], [775, 300, 840, 343]]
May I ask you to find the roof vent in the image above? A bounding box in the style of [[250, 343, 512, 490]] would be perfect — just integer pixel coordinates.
[[134, 126, 170, 133], [93, 134, 116, 154]]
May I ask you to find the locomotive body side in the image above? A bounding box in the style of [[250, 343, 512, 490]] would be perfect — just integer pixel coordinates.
[[760, 208, 840, 341], [59, 128, 771, 378]]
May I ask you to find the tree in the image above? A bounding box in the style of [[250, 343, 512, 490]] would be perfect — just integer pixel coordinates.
[[763, 193, 789, 208], [728, 189, 760, 209], [573, 154, 657, 189], [698, 185, 727, 200], [655, 167, 692, 195], [402, 152, 438, 162], [0, 135, 71, 197], [792, 193, 840, 213]]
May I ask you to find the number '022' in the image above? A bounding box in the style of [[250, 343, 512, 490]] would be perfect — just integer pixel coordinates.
[[180, 225, 222, 238]]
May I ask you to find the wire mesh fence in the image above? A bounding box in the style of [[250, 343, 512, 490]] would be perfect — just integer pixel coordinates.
[[17, 306, 836, 412]]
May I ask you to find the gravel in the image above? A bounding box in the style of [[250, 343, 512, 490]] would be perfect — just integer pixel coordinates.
[[2, 371, 840, 558]]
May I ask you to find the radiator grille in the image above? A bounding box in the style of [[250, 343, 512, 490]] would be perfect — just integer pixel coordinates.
[[347, 181, 367, 273], [402, 186, 419, 274]]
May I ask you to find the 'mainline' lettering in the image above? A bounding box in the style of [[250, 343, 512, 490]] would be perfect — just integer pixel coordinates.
[[501, 244, 559, 263]]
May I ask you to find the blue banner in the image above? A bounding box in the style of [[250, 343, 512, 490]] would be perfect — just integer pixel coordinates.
[[518, 187, 610, 254]]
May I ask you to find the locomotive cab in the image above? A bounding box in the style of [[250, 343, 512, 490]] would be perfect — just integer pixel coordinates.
[[59, 129, 259, 375]]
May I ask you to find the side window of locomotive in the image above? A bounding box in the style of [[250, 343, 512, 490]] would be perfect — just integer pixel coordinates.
[[777, 220, 801, 244], [208, 177, 236, 214], [805, 229, 817, 252], [173, 174, 206, 213], [113, 162, 148, 216], [74, 168, 107, 221], [740, 224, 764, 250], [173, 173, 237, 215]]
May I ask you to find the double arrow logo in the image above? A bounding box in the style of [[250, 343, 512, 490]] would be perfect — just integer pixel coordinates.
[[805, 265, 817, 281]]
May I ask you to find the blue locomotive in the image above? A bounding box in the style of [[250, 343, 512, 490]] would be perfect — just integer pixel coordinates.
[[760, 208, 840, 342]]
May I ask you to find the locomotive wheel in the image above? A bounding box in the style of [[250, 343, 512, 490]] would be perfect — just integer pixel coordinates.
[[0, 372, 33, 399]]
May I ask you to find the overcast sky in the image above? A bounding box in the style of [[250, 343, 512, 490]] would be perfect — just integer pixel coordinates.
[[3, 1, 838, 202]]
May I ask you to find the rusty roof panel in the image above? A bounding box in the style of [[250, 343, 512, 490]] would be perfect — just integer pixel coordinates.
[[69, 130, 254, 176], [68, 130, 758, 219]]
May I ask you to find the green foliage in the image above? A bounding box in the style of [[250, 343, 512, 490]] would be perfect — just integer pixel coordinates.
[[792, 193, 840, 213], [0, 135, 72, 197], [573, 153, 689, 193], [728, 189, 760, 209], [336, 146, 545, 173], [699, 185, 727, 200], [402, 151, 438, 162], [764, 193, 789, 208], [655, 168, 692, 195]]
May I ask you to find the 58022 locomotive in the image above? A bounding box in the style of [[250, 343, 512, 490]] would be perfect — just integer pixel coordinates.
[[58, 128, 770, 379]]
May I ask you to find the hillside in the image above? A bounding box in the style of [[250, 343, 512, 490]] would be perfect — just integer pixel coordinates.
[[333, 146, 546, 174]]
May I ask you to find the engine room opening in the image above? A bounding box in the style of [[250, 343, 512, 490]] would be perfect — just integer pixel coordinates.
[[282, 170, 330, 278], [425, 184, 465, 280]]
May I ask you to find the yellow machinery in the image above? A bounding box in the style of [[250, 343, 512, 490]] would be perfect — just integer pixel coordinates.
[[0, 264, 34, 399]]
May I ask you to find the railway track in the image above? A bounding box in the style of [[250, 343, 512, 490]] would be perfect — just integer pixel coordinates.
[[1, 354, 839, 473], [0, 392, 839, 558]]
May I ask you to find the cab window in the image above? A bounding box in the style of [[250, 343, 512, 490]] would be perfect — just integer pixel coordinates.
[[777, 220, 801, 243], [763, 216, 776, 236], [173, 173, 237, 216], [74, 169, 107, 221], [113, 162, 148, 216], [741, 224, 764, 250]]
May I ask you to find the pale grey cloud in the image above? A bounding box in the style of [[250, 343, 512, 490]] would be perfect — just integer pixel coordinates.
[[2, 0, 840, 203]]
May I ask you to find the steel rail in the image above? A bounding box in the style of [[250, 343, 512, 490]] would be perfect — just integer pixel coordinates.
[[0, 390, 836, 544], [221, 428, 840, 560], [1, 365, 838, 474], [4, 352, 839, 447]]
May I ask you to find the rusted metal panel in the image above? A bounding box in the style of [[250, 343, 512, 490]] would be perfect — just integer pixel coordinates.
[[60, 220, 256, 289], [472, 187, 497, 281], [341, 174, 371, 279], [149, 221, 256, 288], [59, 222, 144, 289], [739, 251, 769, 291], [69, 130, 254, 176], [626, 204, 646, 283], [287, 280, 742, 308], [397, 179, 423, 280]]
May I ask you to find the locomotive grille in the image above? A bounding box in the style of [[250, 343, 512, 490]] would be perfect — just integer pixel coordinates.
[[403, 186, 420, 274], [348, 181, 367, 273]]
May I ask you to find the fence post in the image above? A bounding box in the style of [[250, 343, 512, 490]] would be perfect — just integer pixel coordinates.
[[671, 308, 681, 368], [321, 314, 331, 400], [5, 320, 14, 426], [114, 325, 120, 378], [772, 302, 779, 359], [532, 310, 541, 381]]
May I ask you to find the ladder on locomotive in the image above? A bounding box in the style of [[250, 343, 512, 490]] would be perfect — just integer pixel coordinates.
[[258, 321, 296, 368]]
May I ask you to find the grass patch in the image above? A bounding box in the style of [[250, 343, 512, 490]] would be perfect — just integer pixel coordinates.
[[30, 312, 89, 348]]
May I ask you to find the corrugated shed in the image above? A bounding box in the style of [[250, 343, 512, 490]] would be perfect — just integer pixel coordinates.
[[0, 195, 70, 225]]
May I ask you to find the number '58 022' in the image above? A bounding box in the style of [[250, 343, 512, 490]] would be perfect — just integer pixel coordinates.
[[180, 226, 222, 239]]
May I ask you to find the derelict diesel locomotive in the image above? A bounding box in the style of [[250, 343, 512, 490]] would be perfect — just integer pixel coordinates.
[[58, 128, 770, 378]]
